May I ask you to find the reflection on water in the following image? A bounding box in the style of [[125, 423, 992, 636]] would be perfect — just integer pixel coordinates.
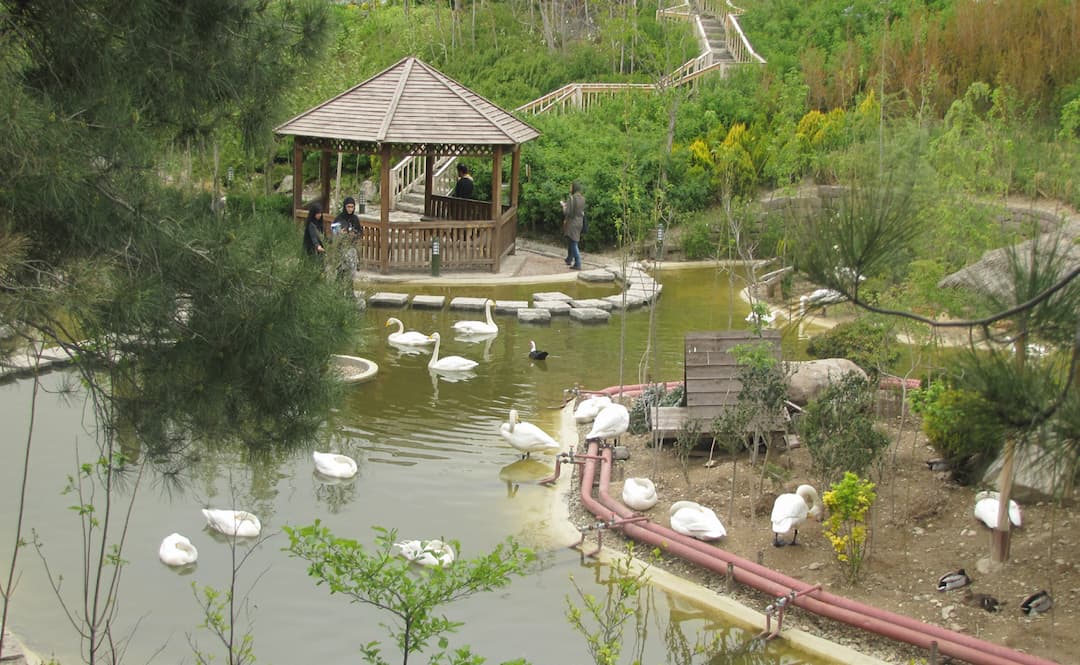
[[0, 267, 839, 665]]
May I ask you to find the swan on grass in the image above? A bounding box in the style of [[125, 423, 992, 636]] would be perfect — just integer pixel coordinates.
[[159, 533, 198, 566], [428, 332, 478, 373], [201, 508, 261, 538], [452, 299, 498, 336], [973, 490, 1022, 529], [585, 403, 629, 444], [669, 501, 726, 540], [499, 409, 560, 458], [385, 317, 433, 346], [770, 485, 823, 547], [392, 539, 455, 567], [622, 477, 658, 511], [573, 394, 612, 423], [312, 451, 358, 479]]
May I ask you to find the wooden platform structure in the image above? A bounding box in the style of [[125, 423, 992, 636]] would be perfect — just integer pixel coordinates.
[[275, 57, 539, 273], [655, 330, 791, 445]]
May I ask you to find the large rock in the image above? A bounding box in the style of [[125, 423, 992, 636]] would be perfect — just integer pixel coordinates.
[[785, 359, 867, 406], [982, 443, 1070, 502]]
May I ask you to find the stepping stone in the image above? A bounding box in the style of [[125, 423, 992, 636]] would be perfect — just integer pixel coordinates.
[[517, 308, 551, 324], [368, 292, 410, 307], [532, 291, 573, 302], [570, 298, 614, 311], [577, 269, 616, 283], [603, 294, 647, 310], [449, 296, 490, 310], [411, 295, 446, 309], [494, 300, 529, 314], [626, 286, 662, 302], [568, 307, 610, 323], [532, 300, 572, 315]]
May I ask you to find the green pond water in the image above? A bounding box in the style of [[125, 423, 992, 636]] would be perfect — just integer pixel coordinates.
[[1, 266, 842, 665]]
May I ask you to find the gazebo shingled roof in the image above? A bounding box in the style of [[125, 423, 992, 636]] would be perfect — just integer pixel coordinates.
[[274, 56, 539, 155]]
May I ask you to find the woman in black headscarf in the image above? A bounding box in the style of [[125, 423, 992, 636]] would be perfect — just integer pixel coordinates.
[[303, 203, 325, 257]]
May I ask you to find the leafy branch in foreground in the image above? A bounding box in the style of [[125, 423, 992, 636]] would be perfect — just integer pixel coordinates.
[[284, 522, 534, 665]]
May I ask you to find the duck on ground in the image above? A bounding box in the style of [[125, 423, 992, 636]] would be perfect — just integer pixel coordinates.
[[428, 332, 479, 372], [385, 317, 434, 346], [452, 299, 498, 336], [621, 477, 658, 511], [1021, 590, 1053, 615], [392, 539, 455, 567], [669, 500, 726, 540], [973, 489, 1022, 529], [963, 590, 1003, 612], [201, 508, 261, 538], [937, 568, 972, 591], [573, 394, 612, 423], [770, 484, 823, 547], [528, 340, 548, 360], [585, 402, 630, 444], [312, 451, 358, 479], [499, 408, 561, 458], [158, 532, 198, 566]]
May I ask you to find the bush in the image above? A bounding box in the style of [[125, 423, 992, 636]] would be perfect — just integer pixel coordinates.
[[679, 215, 718, 260], [629, 383, 685, 435], [909, 381, 1004, 485], [805, 317, 900, 376], [799, 373, 890, 487], [225, 192, 293, 218]]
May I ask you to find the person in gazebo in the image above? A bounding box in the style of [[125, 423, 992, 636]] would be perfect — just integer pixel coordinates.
[[303, 203, 326, 257], [452, 163, 474, 199]]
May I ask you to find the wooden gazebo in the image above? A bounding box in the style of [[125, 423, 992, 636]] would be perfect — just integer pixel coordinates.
[[274, 57, 540, 273]]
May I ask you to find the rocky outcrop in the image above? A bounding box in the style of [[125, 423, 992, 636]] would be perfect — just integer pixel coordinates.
[[785, 358, 867, 406]]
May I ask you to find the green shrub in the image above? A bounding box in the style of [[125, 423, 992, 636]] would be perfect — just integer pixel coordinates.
[[225, 192, 293, 217], [629, 383, 685, 435], [799, 373, 890, 488], [909, 381, 1004, 485], [805, 317, 899, 376], [680, 216, 717, 260]]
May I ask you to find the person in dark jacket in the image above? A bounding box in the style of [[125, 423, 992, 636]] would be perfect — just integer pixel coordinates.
[[561, 181, 586, 270], [303, 203, 325, 257], [332, 197, 362, 236], [452, 163, 474, 199]]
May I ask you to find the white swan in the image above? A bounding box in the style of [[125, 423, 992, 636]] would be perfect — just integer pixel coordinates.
[[312, 451, 358, 479], [585, 403, 630, 443], [771, 484, 823, 547], [745, 309, 776, 326], [385, 317, 434, 346], [201, 508, 262, 538], [452, 299, 498, 335], [428, 332, 478, 372], [669, 501, 726, 540], [499, 408, 561, 458], [158, 532, 198, 566], [573, 394, 612, 423], [622, 477, 658, 511], [973, 490, 1022, 529], [392, 539, 455, 567]]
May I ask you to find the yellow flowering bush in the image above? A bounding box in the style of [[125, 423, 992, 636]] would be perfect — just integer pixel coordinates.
[[822, 472, 876, 583]]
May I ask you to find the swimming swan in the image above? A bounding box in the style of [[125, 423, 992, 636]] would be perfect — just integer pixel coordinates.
[[159, 532, 198, 566], [201, 508, 262, 538], [973, 490, 1022, 529], [312, 451, 358, 479], [499, 408, 561, 458], [669, 501, 726, 540], [452, 299, 498, 336], [392, 539, 455, 567], [770, 485, 823, 547], [585, 403, 629, 443], [428, 332, 478, 372], [622, 477, 658, 511], [573, 395, 612, 423], [385, 317, 434, 346]]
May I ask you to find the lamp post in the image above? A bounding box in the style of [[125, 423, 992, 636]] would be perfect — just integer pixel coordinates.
[[431, 236, 441, 277], [655, 224, 665, 261]]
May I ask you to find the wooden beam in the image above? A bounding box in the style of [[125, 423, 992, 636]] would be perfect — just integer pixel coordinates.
[[510, 145, 521, 208], [292, 139, 303, 216], [424, 152, 435, 217], [491, 147, 503, 272], [320, 151, 332, 234], [380, 144, 392, 274]]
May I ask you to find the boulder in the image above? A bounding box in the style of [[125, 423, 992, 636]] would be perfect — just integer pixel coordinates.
[[982, 443, 1071, 503], [786, 359, 867, 406]]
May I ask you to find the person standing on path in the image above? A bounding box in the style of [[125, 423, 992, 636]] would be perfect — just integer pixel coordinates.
[[562, 181, 586, 270]]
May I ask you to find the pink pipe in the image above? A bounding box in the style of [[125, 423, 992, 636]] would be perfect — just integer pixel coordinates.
[[575, 442, 1057, 665]]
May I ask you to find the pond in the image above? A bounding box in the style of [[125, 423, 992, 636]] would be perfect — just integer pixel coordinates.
[[0, 266, 836, 665]]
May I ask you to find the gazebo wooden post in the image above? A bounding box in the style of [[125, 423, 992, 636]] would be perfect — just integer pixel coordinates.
[[379, 144, 392, 274], [491, 147, 504, 271], [423, 152, 436, 217], [292, 139, 304, 217], [319, 151, 332, 234], [510, 146, 521, 255]]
